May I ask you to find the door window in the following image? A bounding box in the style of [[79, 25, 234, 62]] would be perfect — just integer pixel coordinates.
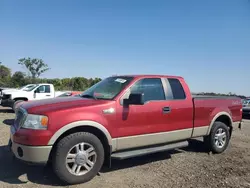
[[36, 85, 51, 93], [121, 78, 165, 104]]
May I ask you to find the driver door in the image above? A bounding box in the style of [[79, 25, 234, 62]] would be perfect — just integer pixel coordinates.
[[115, 77, 171, 150], [34, 85, 53, 100]]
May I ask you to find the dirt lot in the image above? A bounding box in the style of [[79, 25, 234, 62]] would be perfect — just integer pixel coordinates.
[[0, 107, 250, 188]]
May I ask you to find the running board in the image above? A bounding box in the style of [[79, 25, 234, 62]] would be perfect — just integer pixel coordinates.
[[111, 141, 189, 160]]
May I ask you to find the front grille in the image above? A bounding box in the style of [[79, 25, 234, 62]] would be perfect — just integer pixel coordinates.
[[14, 108, 27, 131], [2, 94, 11, 100]]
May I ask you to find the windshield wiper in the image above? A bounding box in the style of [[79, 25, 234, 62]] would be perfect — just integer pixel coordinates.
[[80, 94, 97, 100]]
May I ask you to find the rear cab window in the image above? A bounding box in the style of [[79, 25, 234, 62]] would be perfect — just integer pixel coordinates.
[[167, 78, 186, 100], [162, 78, 186, 100]]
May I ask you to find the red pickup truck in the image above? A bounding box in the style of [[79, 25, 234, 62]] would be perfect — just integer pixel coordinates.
[[9, 75, 242, 185]]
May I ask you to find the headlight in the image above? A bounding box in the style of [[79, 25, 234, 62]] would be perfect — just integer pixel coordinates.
[[22, 114, 48, 130]]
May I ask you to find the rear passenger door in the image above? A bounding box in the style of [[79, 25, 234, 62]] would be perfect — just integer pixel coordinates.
[[161, 78, 193, 132]]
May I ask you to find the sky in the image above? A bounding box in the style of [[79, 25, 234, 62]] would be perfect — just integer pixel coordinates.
[[1, 0, 250, 95]]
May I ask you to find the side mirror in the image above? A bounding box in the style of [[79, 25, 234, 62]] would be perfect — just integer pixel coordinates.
[[34, 89, 38, 93], [124, 93, 144, 106]]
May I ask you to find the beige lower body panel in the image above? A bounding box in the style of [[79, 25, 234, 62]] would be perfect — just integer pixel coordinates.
[[114, 128, 193, 151], [192, 126, 209, 137], [11, 141, 52, 164]]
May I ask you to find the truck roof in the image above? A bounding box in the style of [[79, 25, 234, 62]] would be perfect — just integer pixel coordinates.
[[111, 74, 184, 79], [35, 83, 53, 85]]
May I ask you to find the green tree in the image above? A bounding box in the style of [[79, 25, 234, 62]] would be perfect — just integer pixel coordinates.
[[72, 77, 85, 91], [11, 71, 26, 87], [61, 78, 73, 90], [0, 62, 11, 87], [18, 57, 50, 79], [0, 62, 11, 79]]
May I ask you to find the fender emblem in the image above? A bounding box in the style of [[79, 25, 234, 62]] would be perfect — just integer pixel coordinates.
[[103, 108, 115, 114]]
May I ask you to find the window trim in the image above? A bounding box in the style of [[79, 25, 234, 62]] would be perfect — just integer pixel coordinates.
[[38, 85, 46, 93], [162, 78, 187, 101], [119, 77, 167, 106], [36, 85, 51, 94], [44, 85, 51, 93]]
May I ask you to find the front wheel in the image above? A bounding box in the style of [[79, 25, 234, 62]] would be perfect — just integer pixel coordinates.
[[52, 132, 105, 185], [204, 121, 230, 154]]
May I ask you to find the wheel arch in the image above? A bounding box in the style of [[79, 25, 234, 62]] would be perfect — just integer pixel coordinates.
[[207, 112, 233, 135], [48, 120, 114, 167], [13, 97, 28, 101], [48, 120, 113, 146]]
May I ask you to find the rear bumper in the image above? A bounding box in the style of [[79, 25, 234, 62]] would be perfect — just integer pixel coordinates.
[[1, 99, 14, 107], [9, 136, 52, 165], [242, 111, 250, 116]]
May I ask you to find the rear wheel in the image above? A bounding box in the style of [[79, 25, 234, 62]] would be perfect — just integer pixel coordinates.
[[204, 121, 230, 153], [52, 132, 105, 185]]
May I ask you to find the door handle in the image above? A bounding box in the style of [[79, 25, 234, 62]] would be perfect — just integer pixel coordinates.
[[162, 106, 171, 114], [46, 95, 51, 96]]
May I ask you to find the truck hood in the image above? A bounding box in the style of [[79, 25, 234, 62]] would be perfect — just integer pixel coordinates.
[[2, 89, 22, 94], [21, 96, 114, 114], [4, 90, 30, 98]]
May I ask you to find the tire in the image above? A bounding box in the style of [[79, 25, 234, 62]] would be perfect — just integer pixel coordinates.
[[52, 132, 105, 185], [204, 121, 230, 154], [12, 100, 24, 112]]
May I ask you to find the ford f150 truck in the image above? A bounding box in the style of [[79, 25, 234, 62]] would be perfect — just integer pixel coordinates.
[[1, 83, 64, 111], [9, 75, 242, 185]]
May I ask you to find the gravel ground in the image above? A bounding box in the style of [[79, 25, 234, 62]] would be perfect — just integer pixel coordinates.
[[0, 107, 250, 188]]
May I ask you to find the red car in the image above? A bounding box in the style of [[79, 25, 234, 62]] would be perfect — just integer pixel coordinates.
[[9, 75, 242, 184], [57, 91, 82, 97]]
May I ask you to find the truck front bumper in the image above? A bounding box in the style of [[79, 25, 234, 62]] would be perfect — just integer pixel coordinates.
[[1, 99, 14, 108], [9, 136, 52, 165]]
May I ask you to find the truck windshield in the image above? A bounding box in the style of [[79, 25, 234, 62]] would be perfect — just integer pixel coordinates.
[[80, 76, 134, 100], [20, 84, 36, 91], [25, 84, 39, 91]]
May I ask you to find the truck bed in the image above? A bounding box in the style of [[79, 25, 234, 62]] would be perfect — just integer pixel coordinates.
[[192, 94, 240, 99], [192, 95, 242, 129]]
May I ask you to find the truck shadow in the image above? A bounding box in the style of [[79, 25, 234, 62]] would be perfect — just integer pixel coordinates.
[[0, 109, 13, 113], [0, 139, 208, 186], [2, 119, 14, 126], [242, 115, 250, 120], [0, 145, 62, 186], [101, 139, 208, 173], [181, 139, 209, 153], [101, 150, 178, 173]]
